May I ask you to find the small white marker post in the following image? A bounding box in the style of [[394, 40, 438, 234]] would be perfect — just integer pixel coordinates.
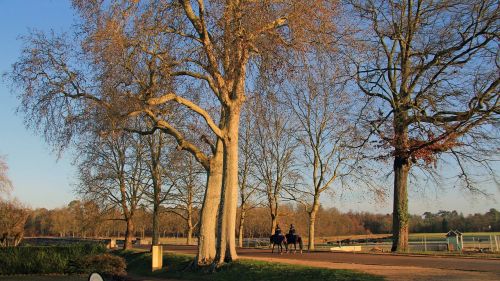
[[424, 235, 427, 252], [88, 273, 104, 281], [152, 245, 163, 271], [495, 235, 499, 252], [108, 238, 116, 249]]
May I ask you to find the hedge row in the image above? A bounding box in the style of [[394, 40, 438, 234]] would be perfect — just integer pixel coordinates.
[[0, 243, 108, 274]]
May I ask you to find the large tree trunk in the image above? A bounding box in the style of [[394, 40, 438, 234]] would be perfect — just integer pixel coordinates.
[[391, 109, 410, 252], [308, 197, 320, 251], [119, 174, 135, 250], [124, 217, 134, 250], [196, 140, 224, 265], [187, 203, 193, 245], [269, 196, 278, 235], [270, 213, 277, 235], [152, 203, 160, 246], [215, 107, 241, 265], [391, 155, 410, 252], [151, 181, 161, 246], [150, 126, 164, 247], [238, 206, 246, 248], [187, 219, 193, 245]]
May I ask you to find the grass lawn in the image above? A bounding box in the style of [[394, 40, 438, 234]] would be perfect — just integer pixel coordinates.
[[410, 232, 500, 239], [119, 250, 384, 281]]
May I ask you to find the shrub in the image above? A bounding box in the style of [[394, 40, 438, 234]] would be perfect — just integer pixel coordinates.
[[71, 253, 127, 278], [0, 243, 107, 274]]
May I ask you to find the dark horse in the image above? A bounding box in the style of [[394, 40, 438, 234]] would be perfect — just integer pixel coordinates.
[[285, 233, 303, 254], [270, 234, 287, 254]]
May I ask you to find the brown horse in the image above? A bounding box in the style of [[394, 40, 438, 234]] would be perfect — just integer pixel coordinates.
[[270, 234, 287, 254]]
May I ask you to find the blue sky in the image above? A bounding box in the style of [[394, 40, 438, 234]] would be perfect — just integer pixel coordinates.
[[0, 0, 498, 214], [0, 0, 77, 208]]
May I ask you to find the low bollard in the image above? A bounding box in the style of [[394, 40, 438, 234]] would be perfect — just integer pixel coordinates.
[[152, 245, 163, 271]]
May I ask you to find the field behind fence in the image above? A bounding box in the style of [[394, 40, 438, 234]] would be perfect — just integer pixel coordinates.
[[24, 232, 500, 254], [237, 232, 500, 253]]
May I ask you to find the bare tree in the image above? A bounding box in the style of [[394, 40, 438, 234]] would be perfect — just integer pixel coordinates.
[[287, 56, 366, 250], [0, 199, 28, 247], [77, 132, 147, 249], [252, 94, 299, 235], [237, 107, 261, 247], [141, 130, 177, 246], [349, 0, 500, 252], [166, 152, 204, 245], [0, 156, 27, 246]]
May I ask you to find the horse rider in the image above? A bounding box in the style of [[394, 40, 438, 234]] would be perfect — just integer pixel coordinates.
[[275, 224, 283, 236], [289, 224, 298, 242]]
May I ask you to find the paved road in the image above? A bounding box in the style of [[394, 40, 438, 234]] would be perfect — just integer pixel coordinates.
[[162, 244, 500, 273], [160, 245, 500, 280]]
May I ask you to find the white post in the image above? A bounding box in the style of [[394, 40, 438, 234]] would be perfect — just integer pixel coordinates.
[[490, 235, 493, 252], [152, 245, 163, 271], [108, 238, 116, 249], [495, 235, 499, 252], [424, 235, 427, 252]]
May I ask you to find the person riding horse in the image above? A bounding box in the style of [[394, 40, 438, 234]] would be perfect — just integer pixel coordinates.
[[270, 224, 303, 254], [287, 224, 297, 243], [275, 224, 283, 236], [286, 224, 303, 254], [270, 224, 287, 254]]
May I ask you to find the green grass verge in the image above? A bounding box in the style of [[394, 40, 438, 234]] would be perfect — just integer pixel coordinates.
[[410, 232, 500, 239], [118, 250, 384, 281]]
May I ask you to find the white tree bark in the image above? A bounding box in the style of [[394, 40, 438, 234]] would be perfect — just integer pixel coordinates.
[[196, 140, 224, 265], [215, 107, 241, 264]]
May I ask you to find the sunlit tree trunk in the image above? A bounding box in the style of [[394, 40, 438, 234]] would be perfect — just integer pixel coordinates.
[[124, 217, 134, 250], [151, 195, 160, 246], [238, 207, 246, 248], [186, 186, 194, 245], [187, 210, 194, 245], [308, 196, 320, 251], [196, 140, 223, 265], [216, 105, 241, 264], [270, 210, 278, 235], [119, 172, 135, 250], [151, 166, 161, 246]]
